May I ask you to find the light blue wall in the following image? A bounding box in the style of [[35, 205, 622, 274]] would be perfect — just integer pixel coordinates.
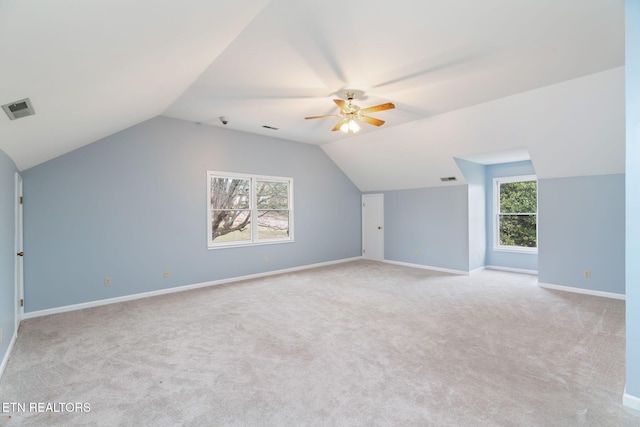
[[0, 150, 18, 366], [626, 0, 640, 401], [538, 174, 625, 295], [485, 161, 538, 271], [21, 116, 362, 312], [455, 159, 487, 271], [382, 185, 469, 272]]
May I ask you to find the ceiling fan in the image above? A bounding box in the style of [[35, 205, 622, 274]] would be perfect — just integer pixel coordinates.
[[305, 90, 395, 133]]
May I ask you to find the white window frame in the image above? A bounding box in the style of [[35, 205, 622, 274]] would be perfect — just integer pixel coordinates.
[[493, 174, 538, 254], [207, 171, 294, 249]]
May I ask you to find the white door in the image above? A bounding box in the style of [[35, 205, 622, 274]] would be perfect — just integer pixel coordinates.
[[362, 194, 384, 261], [14, 173, 23, 331]]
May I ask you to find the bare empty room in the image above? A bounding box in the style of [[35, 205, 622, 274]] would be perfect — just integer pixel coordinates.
[[1, 0, 640, 425]]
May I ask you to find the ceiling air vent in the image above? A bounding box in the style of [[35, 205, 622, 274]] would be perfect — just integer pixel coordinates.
[[262, 125, 279, 130], [440, 176, 457, 182], [2, 98, 35, 120]]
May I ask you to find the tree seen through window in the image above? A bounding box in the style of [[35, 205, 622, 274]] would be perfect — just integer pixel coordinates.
[[497, 178, 537, 248], [208, 172, 292, 247]]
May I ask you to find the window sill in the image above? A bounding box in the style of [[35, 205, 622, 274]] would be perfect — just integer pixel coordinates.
[[208, 239, 295, 250], [493, 246, 538, 255]]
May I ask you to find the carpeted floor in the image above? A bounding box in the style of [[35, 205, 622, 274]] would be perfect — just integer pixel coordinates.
[[0, 260, 638, 426]]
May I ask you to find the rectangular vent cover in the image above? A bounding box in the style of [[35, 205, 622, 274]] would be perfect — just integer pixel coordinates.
[[440, 176, 457, 182], [262, 125, 279, 130], [2, 98, 35, 120]]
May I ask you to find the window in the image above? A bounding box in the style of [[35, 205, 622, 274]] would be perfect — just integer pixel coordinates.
[[494, 175, 537, 252], [207, 171, 293, 248]]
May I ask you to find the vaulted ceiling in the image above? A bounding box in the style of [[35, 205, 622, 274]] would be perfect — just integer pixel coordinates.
[[0, 0, 625, 190]]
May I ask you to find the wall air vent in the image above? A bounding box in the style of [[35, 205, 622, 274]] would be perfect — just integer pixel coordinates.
[[2, 98, 35, 120], [440, 176, 457, 182], [262, 125, 279, 130]]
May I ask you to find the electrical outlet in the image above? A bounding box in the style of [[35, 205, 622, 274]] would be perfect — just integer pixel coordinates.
[[0, 327, 4, 343], [264, 256, 269, 264], [414, 250, 419, 257], [343, 246, 348, 253], [164, 270, 170, 278], [584, 270, 591, 278], [104, 277, 111, 286]]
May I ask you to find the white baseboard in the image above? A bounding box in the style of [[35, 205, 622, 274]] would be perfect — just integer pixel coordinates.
[[485, 265, 538, 275], [23, 257, 363, 320], [538, 282, 625, 300], [0, 329, 17, 382], [382, 259, 468, 275], [623, 386, 640, 412], [382, 261, 538, 277]]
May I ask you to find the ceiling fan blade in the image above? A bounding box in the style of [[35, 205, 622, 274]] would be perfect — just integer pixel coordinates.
[[360, 116, 385, 126], [334, 99, 349, 112], [371, 53, 487, 91], [360, 102, 395, 114], [305, 114, 340, 120], [331, 121, 345, 131]]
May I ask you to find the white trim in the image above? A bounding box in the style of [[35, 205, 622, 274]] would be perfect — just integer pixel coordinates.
[[485, 265, 538, 275], [0, 329, 17, 382], [14, 172, 23, 330], [383, 259, 468, 275], [493, 174, 538, 252], [623, 387, 640, 412], [362, 193, 384, 261], [495, 174, 537, 185], [469, 266, 486, 275], [492, 246, 538, 255], [538, 282, 625, 300], [207, 239, 295, 250], [207, 171, 294, 249], [23, 257, 362, 320]]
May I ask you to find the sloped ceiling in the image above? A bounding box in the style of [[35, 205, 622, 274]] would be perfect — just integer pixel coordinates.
[[0, 0, 625, 190], [0, 0, 270, 170], [324, 67, 624, 191]]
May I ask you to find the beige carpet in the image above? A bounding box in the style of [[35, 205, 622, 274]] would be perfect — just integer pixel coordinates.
[[0, 260, 638, 426]]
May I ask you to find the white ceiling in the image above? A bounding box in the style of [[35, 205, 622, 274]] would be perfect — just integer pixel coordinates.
[[0, 0, 625, 190], [0, 0, 270, 170]]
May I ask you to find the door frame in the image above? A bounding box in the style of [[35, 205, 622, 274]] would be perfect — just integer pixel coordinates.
[[14, 172, 23, 331], [362, 193, 384, 261]]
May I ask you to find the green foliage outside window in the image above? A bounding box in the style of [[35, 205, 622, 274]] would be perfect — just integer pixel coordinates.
[[498, 180, 537, 248]]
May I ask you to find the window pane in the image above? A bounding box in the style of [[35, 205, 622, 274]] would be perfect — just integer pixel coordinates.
[[208, 172, 293, 248], [500, 181, 536, 213], [499, 214, 537, 247], [257, 210, 289, 240], [256, 180, 289, 209], [212, 210, 251, 242], [211, 177, 250, 210]]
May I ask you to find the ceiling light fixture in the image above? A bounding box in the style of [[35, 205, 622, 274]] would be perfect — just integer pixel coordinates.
[[305, 90, 395, 133], [340, 119, 361, 133]]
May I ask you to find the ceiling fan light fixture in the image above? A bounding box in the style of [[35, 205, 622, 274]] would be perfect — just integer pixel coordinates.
[[340, 119, 360, 133], [304, 90, 394, 133]]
